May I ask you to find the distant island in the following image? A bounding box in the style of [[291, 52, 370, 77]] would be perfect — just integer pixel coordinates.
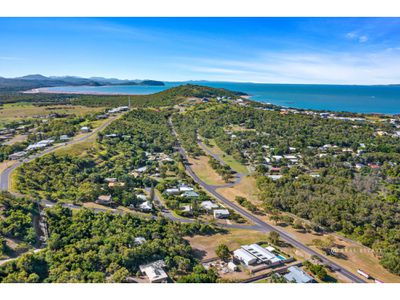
[[0, 74, 164, 92]]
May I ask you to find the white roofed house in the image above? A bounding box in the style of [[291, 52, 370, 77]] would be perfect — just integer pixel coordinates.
[[283, 266, 316, 283], [59, 134, 70, 141], [139, 201, 153, 212], [96, 195, 113, 206], [178, 184, 194, 192], [241, 244, 281, 266], [181, 191, 199, 198], [233, 243, 283, 267], [8, 151, 27, 160], [233, 248, 257, 266], [213, 209, 230, 219], [134, 237, 147, 245], [181, 205, 192, 214], [136, 194, 148, 201], [80, 126, 91, 133], [165, 188, 180, 195], [200, 201, 218, 211], [139, 260, 168, 283]]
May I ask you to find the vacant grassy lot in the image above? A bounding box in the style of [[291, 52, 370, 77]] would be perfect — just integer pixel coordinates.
[[186, 228, 268, 260], [201, 138, 249, 174], [0, 103, 104, 124], [217, 175, 260, 205], [188, 155, 226, 185]]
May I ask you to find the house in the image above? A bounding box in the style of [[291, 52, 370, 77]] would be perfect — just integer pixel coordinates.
[[241, 244, 281, 265], [134, 237, 147, 245], [355, 163, 365, 170], [181, 205, 192, 213], [266, 246, 276, 252], [80, 126, 91, 133], [165, 188, 180, 195], [200, 201, 218, 211], [59, 135, 70, 141], [136, 194, 147, 201], [267, 175, 283, 181], [26, 139, 54, 151], [178, 184, 194, 192], [139, 201, 152, 212], [108, 182, 125, 188], [105, 178, 117, 183], [368, 163, 380, 169], [272, 155, 283, 161], [96, 114, 108, 120], [227, 261, 238, 271], [283, 266, 316, 283], [213, 209, 230, 219], [96, 195, 113, 206], [8, 151, 27, 160], [139, 260, 168, 283], [181, 191, 199, 198], [136, 166, 148, 173], [233, 248, 257, 266]]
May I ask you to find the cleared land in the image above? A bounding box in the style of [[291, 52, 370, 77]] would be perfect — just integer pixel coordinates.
[[2, 134, 28, 146], [200, 138, 249, 174], [188, 155, 226, 185], [0, 103, 104, 124], [217, 175, 261, 205], [186, 228, 268, 260]]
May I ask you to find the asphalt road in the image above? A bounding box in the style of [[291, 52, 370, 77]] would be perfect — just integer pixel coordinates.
[[0, 114, 120, 191], [0, 112, 366, 283], [168, 116, 366, 283]]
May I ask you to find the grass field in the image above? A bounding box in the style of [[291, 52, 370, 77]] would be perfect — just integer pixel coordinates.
[[186, 228, 269, 260], [217, 175, 261, 205], [54, 134, 98, 156], [200, 138, 249, 174], [188, 155, 226, 185], [0, 103, 104, 124]]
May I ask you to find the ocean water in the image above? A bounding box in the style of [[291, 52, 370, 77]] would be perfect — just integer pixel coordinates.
[[45, 81, 400, 114]]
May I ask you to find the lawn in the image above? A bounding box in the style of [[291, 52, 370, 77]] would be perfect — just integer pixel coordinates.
[[200, 138, 249, 174]]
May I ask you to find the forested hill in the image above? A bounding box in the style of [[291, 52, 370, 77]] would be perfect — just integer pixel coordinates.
[[0, 75, 165, 92], [0, 84, 247, 107]]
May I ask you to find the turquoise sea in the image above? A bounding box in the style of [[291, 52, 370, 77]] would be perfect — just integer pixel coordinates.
[[45, 81, 400, 114]]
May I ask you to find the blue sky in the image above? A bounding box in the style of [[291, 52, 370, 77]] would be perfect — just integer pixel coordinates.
[[1, 17, 400, 84]]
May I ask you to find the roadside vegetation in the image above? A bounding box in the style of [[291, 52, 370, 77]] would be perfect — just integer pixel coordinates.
[[0, 206, 219, 283], [173, 103, 400, 276]]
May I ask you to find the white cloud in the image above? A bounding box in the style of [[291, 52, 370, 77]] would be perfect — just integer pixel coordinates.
[[346, 31, 368, 43], [173, 49, 400, 84], [359, 35, 368, 43]]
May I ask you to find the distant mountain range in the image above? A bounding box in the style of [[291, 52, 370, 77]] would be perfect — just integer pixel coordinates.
[[0, 75, 164, 92]]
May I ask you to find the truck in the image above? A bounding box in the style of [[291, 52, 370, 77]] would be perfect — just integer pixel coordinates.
[[357, 269, 371, 279]]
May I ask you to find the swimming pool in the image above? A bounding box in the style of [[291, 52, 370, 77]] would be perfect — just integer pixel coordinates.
[[276, 254, 286, 261]]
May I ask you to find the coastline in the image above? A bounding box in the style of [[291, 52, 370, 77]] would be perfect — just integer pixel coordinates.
[[23, 87, 143, 96], [22, 86, 398, 115]]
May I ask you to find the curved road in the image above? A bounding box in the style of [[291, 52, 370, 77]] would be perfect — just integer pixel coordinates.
[[0, 114, 121, 191], [168, 116, 366, 283]]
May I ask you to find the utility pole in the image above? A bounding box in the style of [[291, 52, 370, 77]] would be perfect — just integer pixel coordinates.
[[128, 96, 131, 108]]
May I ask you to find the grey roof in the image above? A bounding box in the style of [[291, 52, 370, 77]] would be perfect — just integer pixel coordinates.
[[283, 266, 315, 283]]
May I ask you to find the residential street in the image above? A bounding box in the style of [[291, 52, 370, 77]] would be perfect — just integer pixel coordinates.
[[168, 116, 366, 283]]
